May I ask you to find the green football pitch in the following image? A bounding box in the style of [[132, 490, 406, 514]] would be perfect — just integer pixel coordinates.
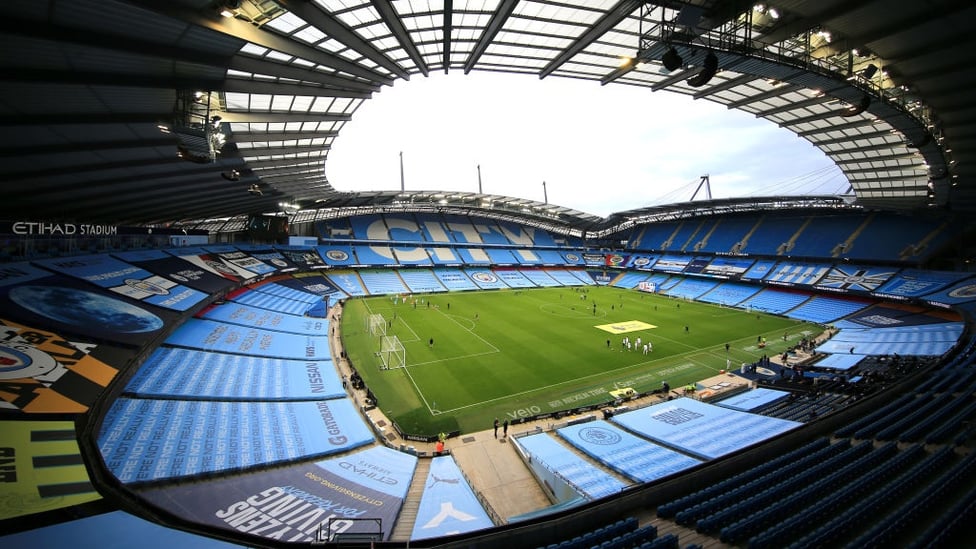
[[340, 285, 820, 436]]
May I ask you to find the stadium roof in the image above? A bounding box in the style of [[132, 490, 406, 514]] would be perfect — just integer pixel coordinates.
[[2, 0, 973, 228]]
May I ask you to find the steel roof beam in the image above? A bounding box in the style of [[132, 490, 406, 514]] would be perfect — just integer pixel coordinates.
[[230, 130, 339, 142], [245, 158, 324, 170], [812, 128, 894, 146], [224, 78, 371, 99], [753, 94, 836, 117], [371, 0, 429, 76], [127, 0, 392, 85], [229, 55, 379, 93], [464, 0, 518, 74], [796, 119, 880, 137], [541, 0, 642, 79], [691, 73, 757, 99], [240, 144, 331, 157], [276, 0, 409, 79], [834, 151, 920, 164], [726, 83, 801, 110], [442, 0, 454, 73], [218, 111, 351, 123]]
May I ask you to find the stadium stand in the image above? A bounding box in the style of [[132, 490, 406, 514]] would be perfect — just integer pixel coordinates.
[[567, 269, 597, 285], [815, 323, 965, 356], [326, 270, 369, 296], [392, 246, 434, 265], [512, 249, 545, 264], [697, 282, 762, 306], [457, 247, 492, 265], [743, 215, 809, 256], [534, 249, 569, 265], [398, 269, 448, 293], [359, 269, 411, 295], [464, 268, 512, 289], [5, 220, 975, 548], [629, 221, 680, 251], [789, 214, 867, 258], [411, 456, 495, 540], [228, 288, 311, 316], [354, 244, 397, 265], [556, 420, 703, 483], [696, 215, 757, 254], [495, 269, 536, 288], [545, 268, 590, 286], [784, 294, 872, 323], [485, 248, 519, 264], [433, 268, 480, 290], [739, 287, 812, 314], [515, 432, 629, 500], [846, 212, 951, 261], [741, 258, 779, 281], [665, 220, 707, 252], [426, 246, 463, 264], [662, 278, 719, 300], [199, 302, 330, 334], [497, 220, 557, 247], [316, 244, 358, 266], [413, 213, 456, 243], [251, 282, 322, 306], [611, 270, 653, 289], [700, 256, 755, 277], [519, 268, 562, 287], [764, 261, 832, 286]]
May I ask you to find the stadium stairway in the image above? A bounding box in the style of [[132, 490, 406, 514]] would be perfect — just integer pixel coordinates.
[[777, 217, 813, 255], [390, 457, 431, 541], [833, 212, 874, 257], [900, 219, 951, 261]]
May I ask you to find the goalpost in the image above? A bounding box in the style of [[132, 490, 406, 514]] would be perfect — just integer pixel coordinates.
[[379, 335, 406, 370], [366, 313, 386, 337]]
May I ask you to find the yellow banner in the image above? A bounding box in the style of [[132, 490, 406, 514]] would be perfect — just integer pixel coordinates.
[[594, 320, 657, 334], [0, 421, 101, 520]]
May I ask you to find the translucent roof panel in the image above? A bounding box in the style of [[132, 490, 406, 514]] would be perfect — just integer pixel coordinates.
[[8, 0, 963, 225]]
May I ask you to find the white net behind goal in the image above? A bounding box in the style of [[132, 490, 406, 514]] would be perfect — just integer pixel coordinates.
[[367, 313, 386, 336], [379, 335, 405, 370]]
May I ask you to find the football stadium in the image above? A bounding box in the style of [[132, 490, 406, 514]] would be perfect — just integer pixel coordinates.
[[2, 1, 976, 548]]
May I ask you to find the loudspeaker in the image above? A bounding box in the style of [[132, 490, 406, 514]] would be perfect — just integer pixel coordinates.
[[686, 51, 718, 87], [662, 47, 683, 71]]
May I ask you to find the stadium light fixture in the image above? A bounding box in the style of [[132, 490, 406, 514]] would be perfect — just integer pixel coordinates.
[[848, 63, 879, 81]]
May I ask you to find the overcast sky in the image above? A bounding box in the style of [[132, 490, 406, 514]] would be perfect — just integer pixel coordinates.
[[326, 72, 847, 218]]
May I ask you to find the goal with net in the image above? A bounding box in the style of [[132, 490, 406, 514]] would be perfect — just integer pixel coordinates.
[[379, 335, 405, 370], [366, 313, 386, 337]]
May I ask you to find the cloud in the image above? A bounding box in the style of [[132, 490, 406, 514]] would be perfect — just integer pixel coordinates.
[[326, 72, 841, 217]]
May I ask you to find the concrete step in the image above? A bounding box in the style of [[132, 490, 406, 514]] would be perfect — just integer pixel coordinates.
[[390, 456, 431, 541]]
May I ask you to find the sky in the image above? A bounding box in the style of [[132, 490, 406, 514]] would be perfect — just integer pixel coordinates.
[[326, 71, 847, 218]]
